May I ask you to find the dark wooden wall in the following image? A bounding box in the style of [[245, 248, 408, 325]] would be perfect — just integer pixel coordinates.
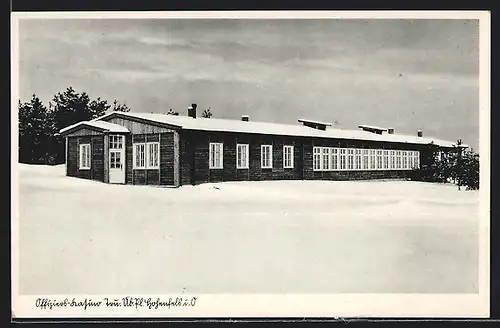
[[179, 130, 432, 185], [67, 135, 104, 182], [125, 132, 176, 186]]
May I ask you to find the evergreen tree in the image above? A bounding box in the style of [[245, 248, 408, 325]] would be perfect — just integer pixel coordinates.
[[18, 95, 52, 164], [202, 107, 213, 118]]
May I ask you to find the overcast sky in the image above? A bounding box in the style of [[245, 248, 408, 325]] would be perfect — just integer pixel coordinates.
[[18, 18, 480, 149]]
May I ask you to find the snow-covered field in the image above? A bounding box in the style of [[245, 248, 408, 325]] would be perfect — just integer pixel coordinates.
[[16, 164, 479, 294]]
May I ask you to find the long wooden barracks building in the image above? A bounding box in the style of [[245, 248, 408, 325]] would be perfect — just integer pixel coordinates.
[[57, 103, 465, 187]]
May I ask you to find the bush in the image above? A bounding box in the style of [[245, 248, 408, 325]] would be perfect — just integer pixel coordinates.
[[412, 144, 479, 190]]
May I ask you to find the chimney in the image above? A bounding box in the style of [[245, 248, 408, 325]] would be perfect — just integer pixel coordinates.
[[188, 103, 197, 118], [417, 130, 423, 137], [388, 128, 395, 135], [241, 115, 249, 122]]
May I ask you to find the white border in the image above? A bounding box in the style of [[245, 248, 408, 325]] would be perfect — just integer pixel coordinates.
[[11, 10, 490, 319]]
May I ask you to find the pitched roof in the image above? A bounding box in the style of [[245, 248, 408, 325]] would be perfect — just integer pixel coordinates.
[[94, 111, 466, 148], [58, 120, 130, 135]]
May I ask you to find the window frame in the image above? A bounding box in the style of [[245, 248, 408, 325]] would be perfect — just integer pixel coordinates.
[[331, 148, 339, 171], [147, 142, 160, 169], [283, 145, 294, 169], [369, 149, 376, 170], [396, 150, 402, 169], [79, 143, 91, 170], [383, 150, 389, 170], [209, 142, 224, 169], [362, 149, 369, 170], [339, 148, 347, 171], [261, 144, 273, 169], [322, 147, 331, 171], [313, 146, 322, 171], [402, 150, 408, 170], [413, 151, 420, 169], [236, 143, 250, 169], [389, 150, 396, 170], [132, 142, 160, 170], [133, 143, 146, 169]]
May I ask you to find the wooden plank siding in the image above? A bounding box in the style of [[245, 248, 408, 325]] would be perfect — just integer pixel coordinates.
[[62, 127, 104, 137], [104, 117, 178, 134], [66, 135, 104, 182], [125, 133, 176, 186], [179, 130, 431, 185]]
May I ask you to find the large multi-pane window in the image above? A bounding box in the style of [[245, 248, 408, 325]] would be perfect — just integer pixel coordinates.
[[376, 150, 383, 170], [340, 148, 347, 170], [79, 144, 91, 169], [369, 149, 376, 170], [313, 147, 322, 171], [261, 145, 273, 169], [237, 144, 249, 169], [413, 151, 420, 169], [362, 149, 369, 170], [209, 142, 224, 169], [133, 143, 145, 169], [390, 150, 396, 169], [147, 142, 159, 168], [355, 149, 362, 170], [383, 150, 389, 170], [133, 141, 159, 169], [310, 146, 419, 172], [402, 151, 408, 169], [322, 147, 331, 171], [331, 148, 339, 170], [283, 145, 294, 169], [396, 151, 402, 169], [347, 149, 354, 170]]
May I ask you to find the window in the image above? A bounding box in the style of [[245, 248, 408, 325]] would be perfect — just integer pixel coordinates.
[[402, 151, 408, 169], [79, 144, 91, 170], [376, 150, 383, 170], [413, 151, 420, 169], [369, 149, 376, 170], [133, 142, 159, 169], [355, 149, 362, 170], [209, 142, 224, 169], [313, 147, 322, 171], [133, 143, 146, 169], [331, 148, 339, 170], [261, 145, 272, 169], [283, 145, 294, 169], [237, 144, 249, 169], [110, 151, 122, 169], [383, 150, 389, 170], [322, 147, 331, 171], [109, 135, 123, 149], [396, 151, 402, 169], [362, 149, 369, 170], [390, 150, 396, 169], [347, 149, 354, 170], [340, 148, 347, 170], [147, 142, 159, 168]]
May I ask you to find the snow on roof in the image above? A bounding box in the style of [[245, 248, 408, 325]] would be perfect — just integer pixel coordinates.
[[95, 111, 466, 148], [59, 120, 130, 134], [297, 118, 332, 126], [358, 124, 388, 132]]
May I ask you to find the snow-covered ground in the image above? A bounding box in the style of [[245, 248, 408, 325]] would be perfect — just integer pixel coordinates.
[[16, 164, 479, 294]]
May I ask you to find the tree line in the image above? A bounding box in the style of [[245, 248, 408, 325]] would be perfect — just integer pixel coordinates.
[[18, 87, 131, 165]]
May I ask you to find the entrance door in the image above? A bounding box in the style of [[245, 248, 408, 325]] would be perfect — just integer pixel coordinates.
[[109, 135, 125, 184]]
